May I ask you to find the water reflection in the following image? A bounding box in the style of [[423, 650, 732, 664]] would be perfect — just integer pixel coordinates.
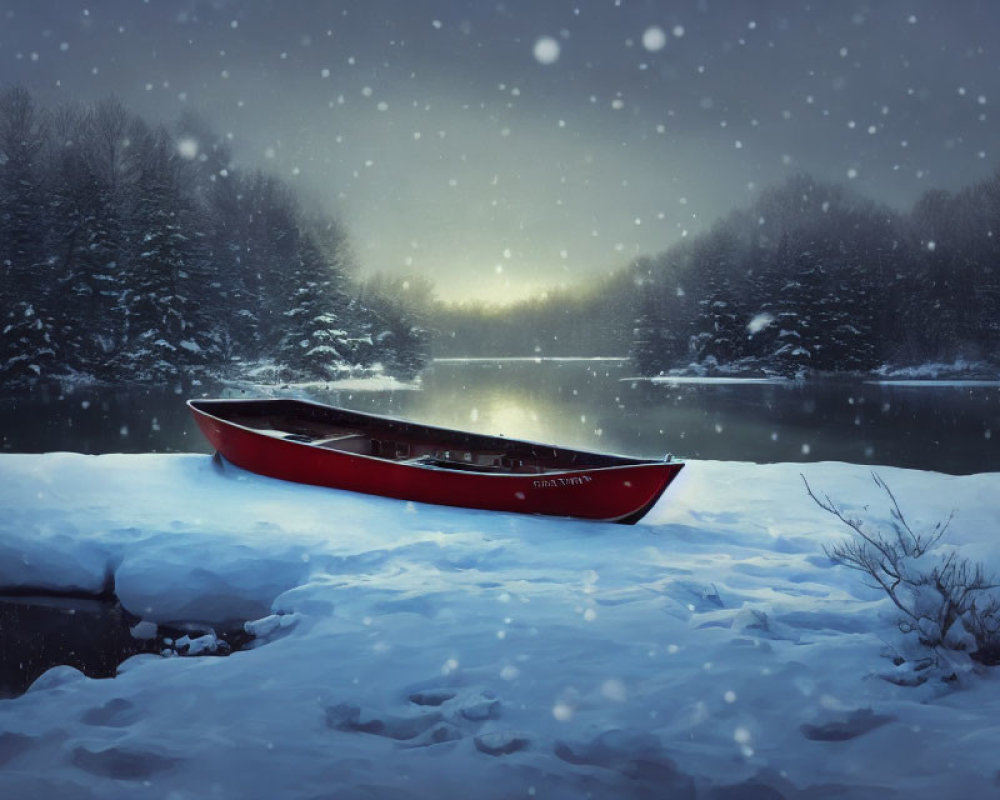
[[1, 361, 997, 474], [315, 362, 999, 474]]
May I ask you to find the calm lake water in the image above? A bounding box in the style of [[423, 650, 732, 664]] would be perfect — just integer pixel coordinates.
[[2, 359, 998, 474]]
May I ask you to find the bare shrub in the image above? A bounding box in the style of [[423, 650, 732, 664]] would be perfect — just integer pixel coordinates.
[[804, 472, 1000, 682]]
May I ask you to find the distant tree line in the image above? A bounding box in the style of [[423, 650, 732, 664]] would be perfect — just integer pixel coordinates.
[[432, 277, 635, 358], [0, 87, 428, 385], [630, 172, 1000, 376], [432, 172, 1000, 376]]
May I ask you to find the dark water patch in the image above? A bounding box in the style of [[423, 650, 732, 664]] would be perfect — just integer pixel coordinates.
[[0, 382, 213, 455], [2, 362, 997, 473], [0, 590, 254, 698]]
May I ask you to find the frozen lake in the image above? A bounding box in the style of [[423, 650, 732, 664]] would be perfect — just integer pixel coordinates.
[[2, 360, 998, 473]]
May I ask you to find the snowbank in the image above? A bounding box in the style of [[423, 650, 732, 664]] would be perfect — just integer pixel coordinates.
[[1, 453, 998, 798], [220, 372, 421, 397]]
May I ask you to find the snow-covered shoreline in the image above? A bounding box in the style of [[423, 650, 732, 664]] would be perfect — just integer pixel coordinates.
[[1, 453, 999, 798], [6, 356, 999, 397], [628, 356, 1000, 385]]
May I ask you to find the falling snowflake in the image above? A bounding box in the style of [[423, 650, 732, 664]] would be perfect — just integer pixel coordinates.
[[176, 138, 199, 159], [642, 26, 667, 52], [533, 36, 560, 64]]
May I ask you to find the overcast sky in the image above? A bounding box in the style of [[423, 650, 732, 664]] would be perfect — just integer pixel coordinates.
[[3, 0, 999, 303]]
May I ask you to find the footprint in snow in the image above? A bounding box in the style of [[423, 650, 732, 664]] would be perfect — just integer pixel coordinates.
[[80, 697, 139, 728], [407, 689, 456, 707], [800, 708, 895, 741], [474, 731, 530, 757], [327, 686, 523, 753], [325, 702, 445, 742], [71, 745, 180, 781], [554, 729, 695, 792]]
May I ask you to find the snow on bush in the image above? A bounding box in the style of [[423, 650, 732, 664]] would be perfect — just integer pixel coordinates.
[[804, 472, 1000, 685]]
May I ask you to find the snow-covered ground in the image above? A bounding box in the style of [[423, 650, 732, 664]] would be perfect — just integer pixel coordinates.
[[1, 454, 999, 799]]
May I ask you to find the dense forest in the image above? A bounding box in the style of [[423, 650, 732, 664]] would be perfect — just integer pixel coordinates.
[[0, 87, 429, 386], [5, 87, 998, 384], [434, 171, 1000, 377], [630, 172, 1000, 376]]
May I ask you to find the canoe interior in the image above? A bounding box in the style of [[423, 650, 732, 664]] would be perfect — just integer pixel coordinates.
[[189, 398, 660, 475]]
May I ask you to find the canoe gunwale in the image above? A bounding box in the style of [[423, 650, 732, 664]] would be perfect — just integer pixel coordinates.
[[187, 397, 674, 476], [187, 398, 684, 523]]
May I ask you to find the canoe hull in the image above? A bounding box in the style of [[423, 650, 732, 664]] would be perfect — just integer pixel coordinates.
[[188, 399, 683, 524]]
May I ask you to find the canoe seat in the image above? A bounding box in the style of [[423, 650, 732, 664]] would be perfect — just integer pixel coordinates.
[[314, 432, 367, 445], [314, 433, 370, 454], [409, 456, 511, 474]]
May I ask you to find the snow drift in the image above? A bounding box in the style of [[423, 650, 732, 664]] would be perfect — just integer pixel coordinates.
[[0, 453, 998, 799]]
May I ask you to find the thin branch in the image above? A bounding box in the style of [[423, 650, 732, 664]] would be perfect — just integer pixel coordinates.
[[803, 475, 899, 567], [803, 471, 1000, 666]]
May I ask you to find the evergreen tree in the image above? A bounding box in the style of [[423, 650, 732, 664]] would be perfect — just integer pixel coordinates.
[[769, 257, 819, 376], [202, 169, 253, 366], [44, 105, 115, 372], [77, 98, 132, 375], [688, 224, 747, 366], [0, 87, 58, 379], [277, 233, 353, 379], [743, 230, 790, 367], [355, 274, 432, 380], [174, 111, 247, 367], [0, 89, 431, 385], [244, 173, 301, 356], [112, 123, 211, 380]]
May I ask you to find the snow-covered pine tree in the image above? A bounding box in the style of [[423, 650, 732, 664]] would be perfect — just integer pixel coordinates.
[[43, 105, 127, 375], [201, 166, 255, 368], [111, 122, 214, 381], [739, 176, 892, 374], [818, 253, 878, 373], [45, 105, 94, 372], [276, 232, 353, 379], [73, 98, 134, 377], [688, 224, 747, 367], [171, 111, 249, 369], [768, 250, 827, 376], [352, 274, 433, 379], [742, 230, 789, 368], [245, 172, 302, 361], [0, 87, 58, 380]]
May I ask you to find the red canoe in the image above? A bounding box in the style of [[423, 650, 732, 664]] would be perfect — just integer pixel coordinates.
[[187, 398, 684, 524]]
